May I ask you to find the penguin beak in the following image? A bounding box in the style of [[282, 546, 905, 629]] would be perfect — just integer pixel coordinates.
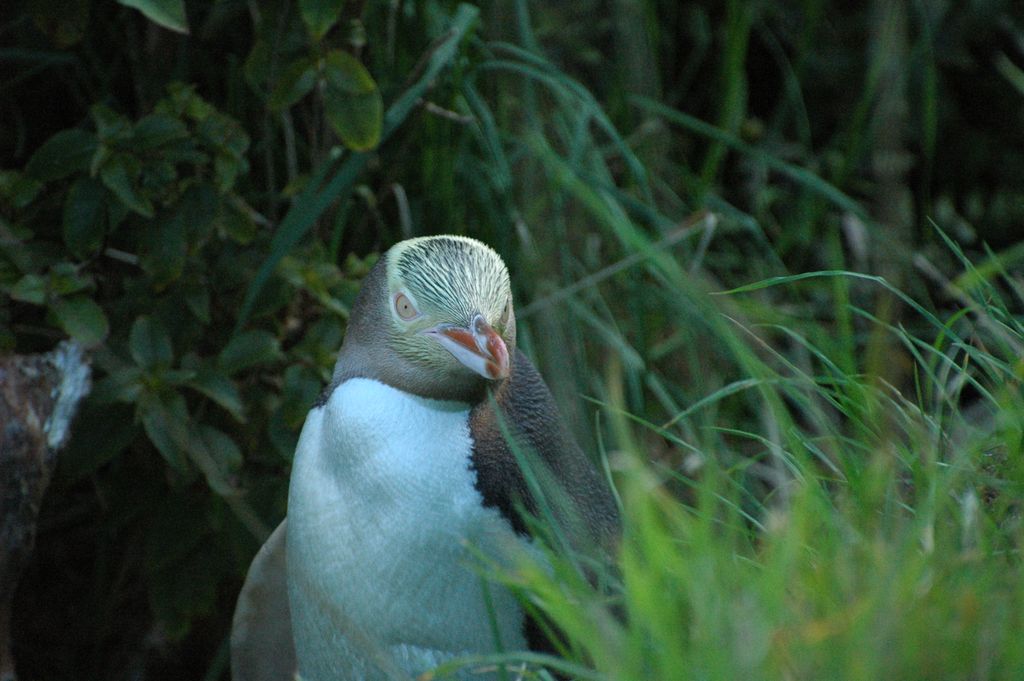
[[424, 313, 510, 381]]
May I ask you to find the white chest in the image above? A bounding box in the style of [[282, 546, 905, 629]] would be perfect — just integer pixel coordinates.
[[287, 378, 528, 679]]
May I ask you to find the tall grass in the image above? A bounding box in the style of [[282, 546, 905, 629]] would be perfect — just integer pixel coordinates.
[[422, 3, 1024, 679], [490, 261, 1024, 680]]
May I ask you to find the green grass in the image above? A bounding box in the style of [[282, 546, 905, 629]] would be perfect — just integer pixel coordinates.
[[425, 6, 1024, 678], [507, 274, 1024, 680], [449, 227, 1024, 680]]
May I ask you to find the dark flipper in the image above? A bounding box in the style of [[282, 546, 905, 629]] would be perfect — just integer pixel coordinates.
[[468, 349, 620, 549], [469, 350, 620, 657]]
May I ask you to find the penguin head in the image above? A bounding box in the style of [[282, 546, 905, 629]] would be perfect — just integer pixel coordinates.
[[337, 235, 516, 403]]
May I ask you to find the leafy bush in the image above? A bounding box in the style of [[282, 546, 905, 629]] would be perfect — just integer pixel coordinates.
[[3, 1, 475, 676]]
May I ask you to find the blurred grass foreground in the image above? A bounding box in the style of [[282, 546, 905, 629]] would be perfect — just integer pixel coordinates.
[[2, 1, 1024, 679]]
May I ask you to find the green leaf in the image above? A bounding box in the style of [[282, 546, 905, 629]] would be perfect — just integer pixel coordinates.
[[217, 329, 281, 375], [157, 141, 205, 166], [139, 210, 188, 285], [90, 104, 131, 142], [117, 0, 189, 34], [25, 129, 98, 182], [193, 113, 249, 192], [322, 50, 382, 151], [243, 38, 273, 93], [142, 159, 177, 196], [0, 231, 40, 273], [130, 315, 174, 369], [47, 262, 93, 295], [133, 113, 188, 150], [63, 176, 106, 257], [280, 364, 323, 426], [186, 367, 245, 422], [190, 424, 241, 495], [213, 153, 243, 194], [91, 366, 145, 404], [161, 82, 214, 121], [100, 154, 154, 217], [268, 409, 300, 460], [269, 57, 318, 111], [217, 199, 258, 245], [139, 391, 190, 472], [0, 171, 43, 209], [299, 0, 344, 41], [89, 143, 112, 178], [10, 274, 47, 305], [292, 317, 344, 373], [49, 295, 109, 347], [162, 369, 197, 385]]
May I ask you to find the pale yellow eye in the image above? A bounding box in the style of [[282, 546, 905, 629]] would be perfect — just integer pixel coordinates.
[[394, 293, 419, 320]]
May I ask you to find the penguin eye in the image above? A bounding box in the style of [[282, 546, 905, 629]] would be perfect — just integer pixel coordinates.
[[394, 293, 420, 321]]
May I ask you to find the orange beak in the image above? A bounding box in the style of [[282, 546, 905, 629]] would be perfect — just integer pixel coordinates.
[[424, 313, 510, 380]]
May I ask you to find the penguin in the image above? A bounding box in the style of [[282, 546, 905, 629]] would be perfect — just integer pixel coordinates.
[[231, 235, 619, 681]]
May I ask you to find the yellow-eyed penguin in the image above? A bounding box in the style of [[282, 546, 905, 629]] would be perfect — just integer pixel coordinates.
[[231, 235, 619, 680]]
